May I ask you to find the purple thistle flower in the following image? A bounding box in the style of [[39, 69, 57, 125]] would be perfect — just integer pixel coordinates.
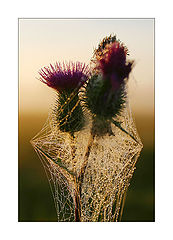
[[39, 61, 90, 92], [96, 41, 133, 91]]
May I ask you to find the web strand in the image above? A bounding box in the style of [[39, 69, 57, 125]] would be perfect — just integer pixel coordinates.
[[31, 92, 142, 222]]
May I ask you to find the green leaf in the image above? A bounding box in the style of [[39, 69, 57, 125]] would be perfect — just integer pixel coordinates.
[[111, 120, 138, 143]]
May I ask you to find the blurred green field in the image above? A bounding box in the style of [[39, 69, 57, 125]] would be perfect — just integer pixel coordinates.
[[19, 112, 154, 222]]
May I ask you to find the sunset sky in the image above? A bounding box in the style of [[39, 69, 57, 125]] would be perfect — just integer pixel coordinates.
[[19, 19, 154, 115]]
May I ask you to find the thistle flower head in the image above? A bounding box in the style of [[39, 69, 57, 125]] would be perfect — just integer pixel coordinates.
[[96, 41, 133, 90], [39, 61, 90, 92], [85, 35, 134, 125]]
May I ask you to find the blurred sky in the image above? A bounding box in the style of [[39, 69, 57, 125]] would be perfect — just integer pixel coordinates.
[[19, 19, 154, 115]]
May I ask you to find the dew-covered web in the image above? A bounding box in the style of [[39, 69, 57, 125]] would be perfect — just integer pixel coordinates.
[[31, 89, 143, 222]]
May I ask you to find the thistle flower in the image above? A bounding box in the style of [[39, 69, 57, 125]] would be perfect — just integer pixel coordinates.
[[85, 35, 134, 136], [97, 41, 133, 90], [39, 61, 90, 92], [39, 61, 90, 135]]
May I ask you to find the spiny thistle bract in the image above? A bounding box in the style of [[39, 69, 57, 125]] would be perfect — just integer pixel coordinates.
[[84, 35, 134, 135], [39, 61, 90, 136]]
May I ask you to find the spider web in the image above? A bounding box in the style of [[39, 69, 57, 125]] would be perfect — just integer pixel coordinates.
[[30, 90, 143, 222]]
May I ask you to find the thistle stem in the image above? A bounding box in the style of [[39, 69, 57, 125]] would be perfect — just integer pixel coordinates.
[[74, 133, 95, 222], [78, 133, 95, 184], [74, 183, 81, 222]]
